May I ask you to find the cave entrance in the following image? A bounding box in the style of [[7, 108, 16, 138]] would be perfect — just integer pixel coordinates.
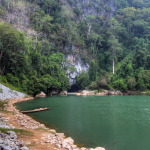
[[68, 84, 80, 92]]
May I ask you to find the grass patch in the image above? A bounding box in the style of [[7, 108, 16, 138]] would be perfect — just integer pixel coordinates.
[[0, 128, 33, 136], [0, 100, 8, 110], [0, 110, 12, 113], [27, 143, 36, 147], [35, 128, 49, 132]]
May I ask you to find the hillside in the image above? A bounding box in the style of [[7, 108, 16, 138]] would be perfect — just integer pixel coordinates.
[[0, 0, 150, 95]]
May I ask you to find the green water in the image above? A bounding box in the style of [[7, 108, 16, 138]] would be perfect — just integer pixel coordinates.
[[16, 96, 150, 150]]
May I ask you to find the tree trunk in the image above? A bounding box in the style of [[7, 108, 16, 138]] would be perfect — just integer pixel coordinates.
[[113, 58, 115, 74]]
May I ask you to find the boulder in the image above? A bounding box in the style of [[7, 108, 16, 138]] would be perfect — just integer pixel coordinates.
[[49, 91, 59, 96], [35, 91, 46, 98], [63, 137, 74, 144], [56, 133, 65, 139], [59, 91, 68, 95], [80, 90, 95, 96], [95, 147, 106, 150], [49, 129, 56, 133], [20, 147, 29, 150], [76, 93, 81, 96]]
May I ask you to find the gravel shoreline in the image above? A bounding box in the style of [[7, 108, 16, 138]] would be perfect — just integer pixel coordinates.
[[0, 114, 29, 150], [1, 97, 105, 150]]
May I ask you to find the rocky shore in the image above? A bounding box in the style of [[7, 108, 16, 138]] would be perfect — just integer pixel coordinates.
[[0, 114, 29, 150], [76, 90, 123, 96], [0, 131, 29, 150], [2, 97, 105, 150]]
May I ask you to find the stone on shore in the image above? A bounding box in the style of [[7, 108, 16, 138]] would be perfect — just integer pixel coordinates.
[[63, 137, 74, 145], [80, 90, 95, 96], [49, 90, 59, 96], [95, 147, 106, 150], [35, 91, 46, 98], [59, 91, 68, 95], [0, 131, 28, 150], [108, 90, 123, 95]]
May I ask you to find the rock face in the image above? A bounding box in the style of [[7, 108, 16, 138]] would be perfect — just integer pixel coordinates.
[[64, 54, 89, 84], [0, 83, 27, 100], [35, 91, 46, 98], [62, 0, 116, 19]]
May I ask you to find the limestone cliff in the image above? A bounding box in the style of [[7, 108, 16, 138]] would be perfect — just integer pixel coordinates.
[[0, 0, 116, 84]]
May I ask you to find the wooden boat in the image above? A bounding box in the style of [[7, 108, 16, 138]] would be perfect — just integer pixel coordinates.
[[20, 107, 50, 113]]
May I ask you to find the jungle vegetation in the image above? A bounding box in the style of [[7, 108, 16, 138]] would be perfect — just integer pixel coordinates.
[[0, 0, 149, 95]]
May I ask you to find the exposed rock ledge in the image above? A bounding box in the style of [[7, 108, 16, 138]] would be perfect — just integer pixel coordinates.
[[0, 83, 27, 100], [5, 97, 106, 150]]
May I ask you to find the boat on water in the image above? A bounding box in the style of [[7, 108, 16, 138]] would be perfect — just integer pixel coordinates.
[[20, 107, 50, 113]]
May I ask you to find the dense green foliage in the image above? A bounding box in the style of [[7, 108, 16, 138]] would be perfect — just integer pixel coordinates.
[[0, 0, 149, 94], [0, 22, 69, 95]]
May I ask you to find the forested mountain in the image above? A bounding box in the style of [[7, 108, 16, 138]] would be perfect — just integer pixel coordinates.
[[0, 0, 150, 95]]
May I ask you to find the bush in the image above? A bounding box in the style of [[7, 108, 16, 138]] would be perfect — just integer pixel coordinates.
[[0, 101, 7, 110], [6, 74, 20, 88], [76, 73, 90, 90], [112, 79, 127, 91], [88, 81, 98, 90], [0, 76, 7, 83], [107, 84, 114, 90], [127, 77, 136, 90]]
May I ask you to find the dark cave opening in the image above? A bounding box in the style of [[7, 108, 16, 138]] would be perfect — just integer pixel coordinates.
[[68, 84, 80, 92]]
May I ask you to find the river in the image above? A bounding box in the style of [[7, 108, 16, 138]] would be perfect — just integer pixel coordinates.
[[16, 95, 150, 150]]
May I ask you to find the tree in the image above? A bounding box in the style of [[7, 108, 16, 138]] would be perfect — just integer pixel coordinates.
[[88, 60, 99, 81], [76, 72, 90, 90], [107, 35, 122, 74]]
